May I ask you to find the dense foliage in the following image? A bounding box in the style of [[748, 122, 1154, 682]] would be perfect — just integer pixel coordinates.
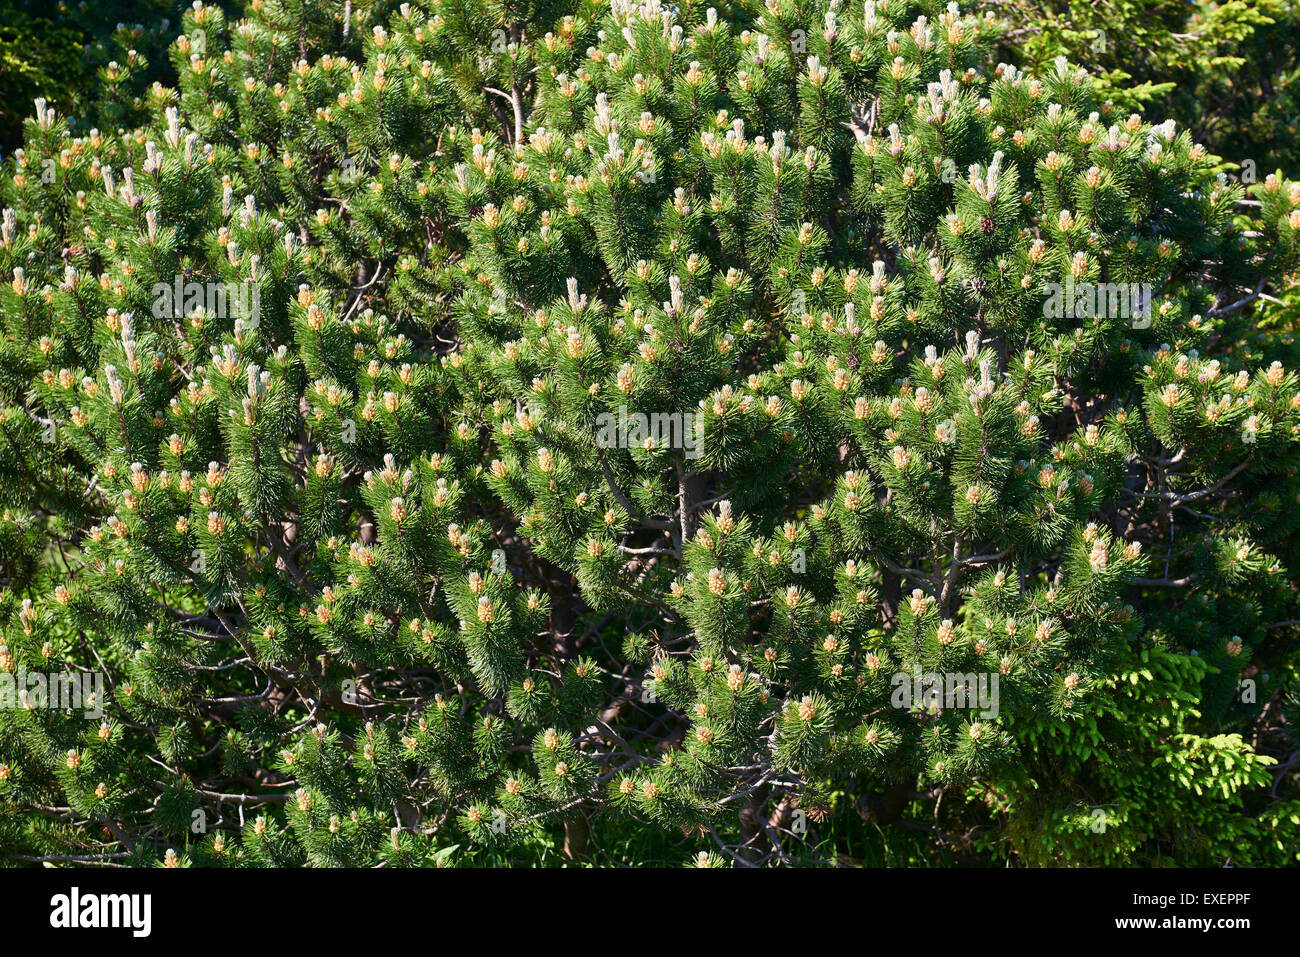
[[991, 0, 1300, 173], [0, 0, 1297, 867], [0, 1, 208, 153]]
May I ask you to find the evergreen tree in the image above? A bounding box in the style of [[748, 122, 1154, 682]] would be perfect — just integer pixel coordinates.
[[0, 0, 1297, 867]]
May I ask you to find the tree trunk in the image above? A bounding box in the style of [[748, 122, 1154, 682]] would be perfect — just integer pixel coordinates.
[[736, 783, 771, 866], [856, 778, 913, 825], [563, 811, 590, 861]]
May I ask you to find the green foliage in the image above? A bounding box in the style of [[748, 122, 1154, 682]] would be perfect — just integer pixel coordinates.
[[991, 0, 1300, 171], [0, 1, 215, 152], [0, 0, 1297, 868], [0, 12, 80, 153], [985, 643, 1300, 865]]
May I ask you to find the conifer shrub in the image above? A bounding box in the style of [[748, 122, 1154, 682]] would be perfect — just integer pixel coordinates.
[[0, 0, 1298, 866]]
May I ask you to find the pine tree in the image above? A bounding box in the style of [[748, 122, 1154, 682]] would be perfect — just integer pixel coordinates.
[[0, 0, 1298, 867]]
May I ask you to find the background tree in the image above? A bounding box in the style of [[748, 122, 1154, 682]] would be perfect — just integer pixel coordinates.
[[988, 0, 1300, 173]]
